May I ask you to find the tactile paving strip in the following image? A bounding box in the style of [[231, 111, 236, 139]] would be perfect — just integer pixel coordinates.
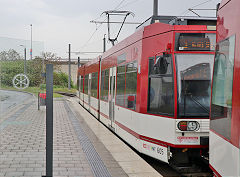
[[63, 101, 112, 177]]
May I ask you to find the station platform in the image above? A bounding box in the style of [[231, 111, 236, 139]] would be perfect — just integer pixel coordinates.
[[0, 92, 161, 177]]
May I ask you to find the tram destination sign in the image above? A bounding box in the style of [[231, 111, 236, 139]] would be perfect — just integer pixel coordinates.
[[178, 37, 211, 51]]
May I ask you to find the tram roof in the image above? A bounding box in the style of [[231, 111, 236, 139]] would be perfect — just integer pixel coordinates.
[[136, 15, 217, 30]]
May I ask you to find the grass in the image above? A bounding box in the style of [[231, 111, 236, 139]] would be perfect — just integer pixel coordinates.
[[1, 85, 43, 96], [0, 85, 77, 98], [53, 87, 77, 94]]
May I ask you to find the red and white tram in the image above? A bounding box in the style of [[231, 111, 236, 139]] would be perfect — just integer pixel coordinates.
[[78, 16, 216, 165], [210, 0, 240, 176]]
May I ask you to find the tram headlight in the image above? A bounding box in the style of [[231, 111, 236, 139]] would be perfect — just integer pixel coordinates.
[[187, 121, 200, 131], [178, 121, 200, 131]]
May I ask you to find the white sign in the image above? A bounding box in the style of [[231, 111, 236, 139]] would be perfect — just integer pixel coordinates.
[[12, 74, 30, 90]]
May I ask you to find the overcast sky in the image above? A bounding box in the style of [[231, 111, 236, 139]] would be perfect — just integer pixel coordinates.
[[0, 0, 221, 59]]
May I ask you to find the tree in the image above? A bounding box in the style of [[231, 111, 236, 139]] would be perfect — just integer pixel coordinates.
[[0, 49, 22, 61], [0, 51, 8, 60], [41, 52, 61, 61], [34, 52, 62, 72]]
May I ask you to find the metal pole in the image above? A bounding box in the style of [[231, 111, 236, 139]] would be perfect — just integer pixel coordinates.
[[24, 48, 27, 74], [216, 3, 220, 17], [77, 56, 80, 92], [38, 92, 40, 110], [45, 64, 53, 177], [77, 56, 80, 68], [103, 34, 106, 53], [153, 0, 158, 16], [68, 44, 71, 90], [30, 24, 32, 60], [42, 57, 45, 73], [98, 57, 102, 120]]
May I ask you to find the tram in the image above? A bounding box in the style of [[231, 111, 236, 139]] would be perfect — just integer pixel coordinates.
[[209, 0, 240, 176], [78, 15, 216, 165]]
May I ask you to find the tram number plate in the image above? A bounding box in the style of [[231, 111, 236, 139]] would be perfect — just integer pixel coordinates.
[[143, 143, 168, 162], [143, 143, 164, 156], [157, 147, 164, 155]]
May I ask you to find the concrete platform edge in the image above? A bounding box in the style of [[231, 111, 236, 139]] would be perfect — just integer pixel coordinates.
[[68, 97, 162, 177]]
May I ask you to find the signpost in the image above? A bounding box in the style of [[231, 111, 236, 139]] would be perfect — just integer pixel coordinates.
[[68, 44, 71, 90]]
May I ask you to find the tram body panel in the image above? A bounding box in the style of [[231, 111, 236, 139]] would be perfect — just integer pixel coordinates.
[[210, 0, 240, 176], [78, 67, 85, 106], [79, 85, 84, 105], [114, 105, 141, 152], [210, 131, 239, 176], [114, 108, 209, 162], [83, 93, 89, 109], [100, 100, 110, 126], [89, 96, 98, 117]]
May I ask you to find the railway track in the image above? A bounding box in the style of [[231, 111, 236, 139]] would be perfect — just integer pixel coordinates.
[[54, 91, 76, 97], [141, 153, 212, 177]]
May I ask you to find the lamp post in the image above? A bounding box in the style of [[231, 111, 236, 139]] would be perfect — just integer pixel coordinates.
[[68, 44, 71, 90], [30, 24, 32, 60], [20, 45, 27, 74]]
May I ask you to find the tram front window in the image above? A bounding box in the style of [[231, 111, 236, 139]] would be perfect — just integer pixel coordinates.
[[176, 54, 214, 118], [147, 54, 174, 116]]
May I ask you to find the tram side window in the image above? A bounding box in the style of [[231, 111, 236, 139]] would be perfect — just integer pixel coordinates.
[[100, 69, 109, 101], [211, 35, 236, 140], [116, 65, 126, 107], [124, 62, 137, 110], [147, 55, 174, 116], [91, 72, 98, 98], [84, 74, 89, 94], [125, 61, 137, 110], [80, 76, 84, 92]]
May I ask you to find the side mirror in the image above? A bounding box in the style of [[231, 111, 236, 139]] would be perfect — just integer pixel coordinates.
[[154, 56, 169, 74]]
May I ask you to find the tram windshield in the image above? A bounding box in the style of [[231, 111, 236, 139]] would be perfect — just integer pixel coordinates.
[[175, 54, 214, 117]]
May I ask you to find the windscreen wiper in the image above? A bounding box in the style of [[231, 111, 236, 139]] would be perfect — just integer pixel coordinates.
[[182, 75, 187, 117], [189, 95, 210, 114]]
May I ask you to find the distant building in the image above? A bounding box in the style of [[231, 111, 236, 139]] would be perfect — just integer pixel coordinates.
[[0, 37, 44, 59]]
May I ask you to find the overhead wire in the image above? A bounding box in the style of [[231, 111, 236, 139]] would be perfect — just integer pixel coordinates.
[[81, 0, 217, 51], [114, 0, 127, 10], [80, 0, 129, 50], [178, 0, 215, 16], [115, 0, 142, 10], [191, 0, 214, 9]]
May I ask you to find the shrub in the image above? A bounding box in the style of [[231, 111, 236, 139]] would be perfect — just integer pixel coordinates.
[[0, 60, 73, 88], [53, 72, 73, 88]]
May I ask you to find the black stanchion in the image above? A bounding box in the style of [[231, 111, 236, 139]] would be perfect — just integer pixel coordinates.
[[42, 64, 53, 177]]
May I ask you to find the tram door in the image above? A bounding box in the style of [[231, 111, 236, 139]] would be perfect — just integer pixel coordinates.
[[88, 74, 91, 110], [78, 75, 81, 99], [109, 67, 116, 129]]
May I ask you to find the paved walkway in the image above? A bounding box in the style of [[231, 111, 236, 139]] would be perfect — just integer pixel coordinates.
[[0, 91, 161, 177], [0, 90, 33, 117], [0, 96, 45, 176]]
